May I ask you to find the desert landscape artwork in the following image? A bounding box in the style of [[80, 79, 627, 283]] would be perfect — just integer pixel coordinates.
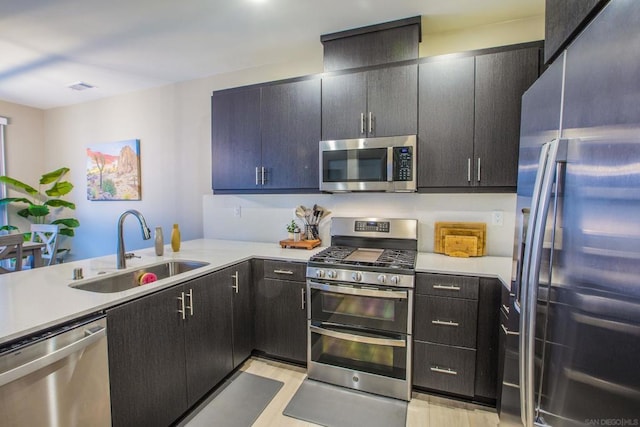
[[87, 139, 141, 201]]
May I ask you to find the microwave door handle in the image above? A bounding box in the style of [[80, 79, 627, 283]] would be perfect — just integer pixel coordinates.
[[309, 325, 406, 348]]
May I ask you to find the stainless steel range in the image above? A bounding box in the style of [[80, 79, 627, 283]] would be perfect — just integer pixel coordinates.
[[306, 217, 417, 401]]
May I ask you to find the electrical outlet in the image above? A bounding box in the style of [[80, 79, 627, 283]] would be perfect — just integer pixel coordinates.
[[234, 206, 241, 218], [492, 210, 504, 226]]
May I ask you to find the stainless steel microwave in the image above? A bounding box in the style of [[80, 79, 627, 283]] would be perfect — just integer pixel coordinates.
[[319, 135, 417, 192]]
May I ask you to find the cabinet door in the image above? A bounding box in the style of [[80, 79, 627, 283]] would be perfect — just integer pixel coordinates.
[[321, 72, 367, 140], [367, 64, 418, 138], [211, 87, 262, 190], [418, 57, 475, 188], [255, 278, 307, 363], [261, 79, 321, 190], [107, 286, 187, 427], [230, 261, 254, 368], [474, 48, 540, 188], [184, 273, 233, 407], [545, 0, 606, 64]]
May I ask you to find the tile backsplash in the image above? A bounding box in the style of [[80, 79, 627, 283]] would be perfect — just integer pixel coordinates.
[[203, 193, 516, 257]]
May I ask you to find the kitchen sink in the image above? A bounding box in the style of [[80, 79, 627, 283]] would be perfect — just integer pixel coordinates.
[[69, 260, 210, 293]]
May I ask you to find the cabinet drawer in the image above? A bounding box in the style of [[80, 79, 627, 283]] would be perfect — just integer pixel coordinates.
[[416, 273, 479, 299], [263, 260, 306, 282], [415, 295, 478, 348], [413, 341, 476, 397]]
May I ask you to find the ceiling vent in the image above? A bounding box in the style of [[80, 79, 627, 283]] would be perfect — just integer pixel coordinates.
[[67, 81, 96, 91]]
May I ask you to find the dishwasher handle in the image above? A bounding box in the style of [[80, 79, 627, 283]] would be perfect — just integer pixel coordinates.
[[0, 325, 106, 387]]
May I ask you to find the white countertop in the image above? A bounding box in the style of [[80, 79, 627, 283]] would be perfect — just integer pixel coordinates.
[[0, 239, 512, 346]]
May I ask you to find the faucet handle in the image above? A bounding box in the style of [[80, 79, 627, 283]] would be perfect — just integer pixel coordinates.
[[124, 252, 140, 260]]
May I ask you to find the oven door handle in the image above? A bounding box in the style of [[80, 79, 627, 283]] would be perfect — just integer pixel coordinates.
[[309, 325, 406, 348], [308, 281, 408, 300]]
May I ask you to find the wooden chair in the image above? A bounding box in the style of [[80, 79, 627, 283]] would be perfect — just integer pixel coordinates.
[[0, 234, 24, 273], [30, 224, 60, 266]]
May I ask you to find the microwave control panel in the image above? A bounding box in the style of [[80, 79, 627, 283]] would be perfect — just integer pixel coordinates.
[[393, 146, 413, 181]]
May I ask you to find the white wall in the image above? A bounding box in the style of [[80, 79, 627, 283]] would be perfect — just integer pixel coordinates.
[[0, 100, 45, 233], [203, 193, 516, 257]]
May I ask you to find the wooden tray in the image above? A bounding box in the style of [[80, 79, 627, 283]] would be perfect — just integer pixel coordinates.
[[434, 222, 486, 256], [279, 239, 322, 250]]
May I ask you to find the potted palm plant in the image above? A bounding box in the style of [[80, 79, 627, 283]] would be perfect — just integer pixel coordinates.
[[0, 167, 80, 241]]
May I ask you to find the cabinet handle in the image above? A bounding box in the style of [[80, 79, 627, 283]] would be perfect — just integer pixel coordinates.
[[273, 269, 294, 275], [301, 288, 306, 310], [360, 113, 365, 134], [433, 284, 461, 291], [432, 319, 459, 327], [467, 158, 471, 182], [501, 323, 519, 336], [261, 166, 266, 185], [430, 366, 458, 376], [477, 158, 481, 182], [232, 272, 239, 293], [368, 112, 373, 134], [186, 288, 194, 316], [177, 292, 186, 320], [255, 167, 260, 186], [502, 303, 510, 314]]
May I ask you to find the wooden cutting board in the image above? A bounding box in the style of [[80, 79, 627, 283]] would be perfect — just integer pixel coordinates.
[[279, 239, 321, 249], [434, 222, 486, 257]]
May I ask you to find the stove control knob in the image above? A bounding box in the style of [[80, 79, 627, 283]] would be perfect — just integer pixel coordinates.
[[390, 276, 400, 285], [327, 270, 337, 279], [315, 269, 325, 279], [351, 272, 362, 282], [377, 274, 387, 284]]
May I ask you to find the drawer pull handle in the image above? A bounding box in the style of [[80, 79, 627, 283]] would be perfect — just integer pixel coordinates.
[[501, 323, 519, 336], [273, 269, 294, 275], [502, 303, 510, 313], [432, 320, 459, 327], [432, 284, 461, 291], [430, 366, 458, 376]]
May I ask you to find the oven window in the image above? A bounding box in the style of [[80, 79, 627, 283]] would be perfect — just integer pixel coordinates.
[[322, 292, 395, 321], [310, 325, 406, 379]]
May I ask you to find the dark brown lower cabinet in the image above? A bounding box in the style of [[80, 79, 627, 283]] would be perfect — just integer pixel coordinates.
[[413, 273, 501, 404], [254, 259, 307, 364], [229, 261, 254, 368], [107, 272, 235, 426]]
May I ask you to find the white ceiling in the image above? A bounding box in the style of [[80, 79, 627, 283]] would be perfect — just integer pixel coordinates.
[[0, 0, 543, 110]]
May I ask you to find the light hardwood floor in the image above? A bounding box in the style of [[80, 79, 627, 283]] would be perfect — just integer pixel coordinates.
[[187, 357, 499, 427]]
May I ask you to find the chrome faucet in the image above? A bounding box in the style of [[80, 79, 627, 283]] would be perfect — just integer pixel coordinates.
[[117, 209, 151, 269]]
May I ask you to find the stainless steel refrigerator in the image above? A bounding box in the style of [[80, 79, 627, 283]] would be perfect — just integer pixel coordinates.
[[502, 1, 640, 426]]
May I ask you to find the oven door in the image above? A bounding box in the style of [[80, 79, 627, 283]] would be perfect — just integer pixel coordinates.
[[309, 321, 407, 381], [308, 280, 411, 334]]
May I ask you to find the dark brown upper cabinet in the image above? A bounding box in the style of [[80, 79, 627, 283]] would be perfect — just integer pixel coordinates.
[[321, 63, 418, 141], [545, 0, 608, 65], [211, 78, 321, 193], [418, 43, 541, 191]]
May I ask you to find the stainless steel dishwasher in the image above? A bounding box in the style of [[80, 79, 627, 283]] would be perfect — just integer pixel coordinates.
[[0, 315, 111, 426]]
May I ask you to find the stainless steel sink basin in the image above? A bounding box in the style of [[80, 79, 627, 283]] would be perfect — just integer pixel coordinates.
[[69, 260, 210, 293]]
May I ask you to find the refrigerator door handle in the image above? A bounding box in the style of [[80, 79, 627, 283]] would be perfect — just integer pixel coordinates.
[[520, 138, 564, 427]]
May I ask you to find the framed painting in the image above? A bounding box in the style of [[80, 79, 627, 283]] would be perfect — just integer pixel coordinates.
[[86, 139, 141, 201]]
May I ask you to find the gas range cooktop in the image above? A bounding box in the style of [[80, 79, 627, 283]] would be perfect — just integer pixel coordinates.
[[309, 246, 417, 270]]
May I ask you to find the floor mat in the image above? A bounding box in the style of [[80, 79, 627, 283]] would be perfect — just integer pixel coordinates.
[[182, 371, 284, 427], [283, 379, 407, 427]]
